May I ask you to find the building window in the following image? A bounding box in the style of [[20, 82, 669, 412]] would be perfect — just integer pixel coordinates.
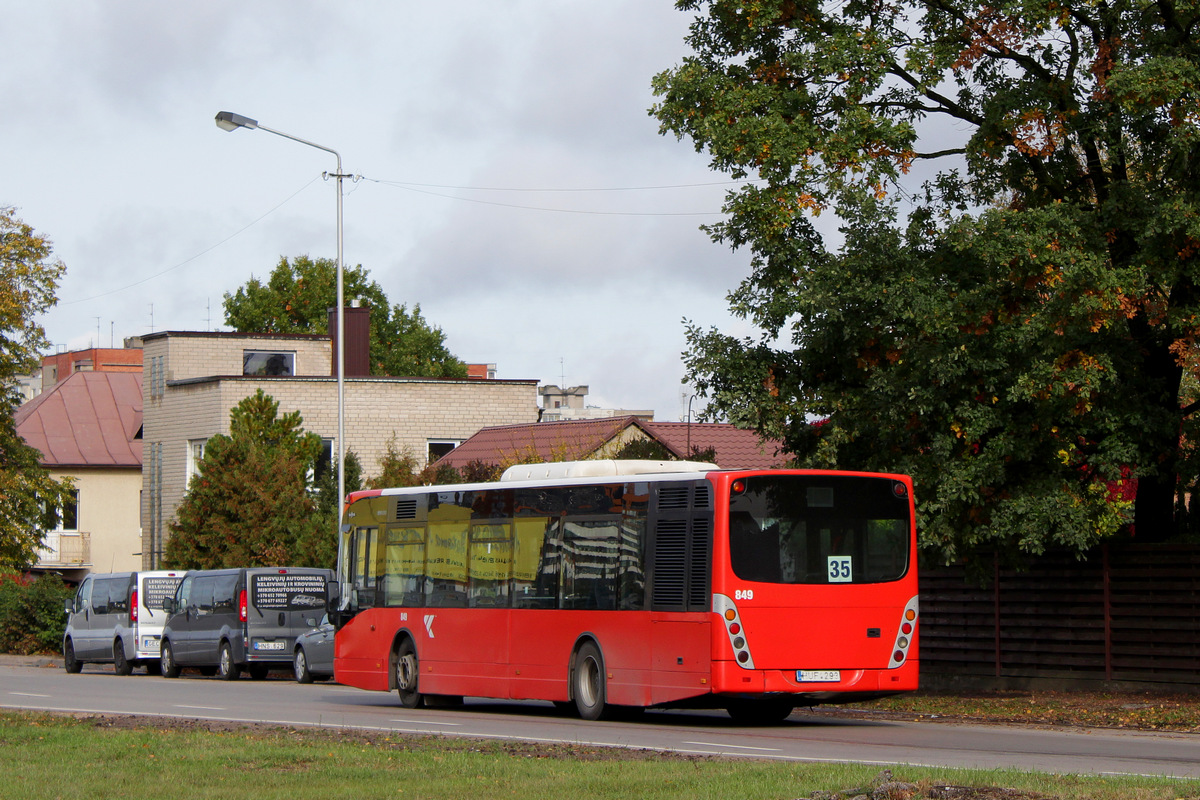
[[243, 350, 295, 376], [313, 439, 334, 485], [427, 440, 459, 463], [42, 489, 79, 532], [186, 438, 207, 485]]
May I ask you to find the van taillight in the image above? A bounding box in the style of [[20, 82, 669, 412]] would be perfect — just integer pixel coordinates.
[[131, 589, 138, 622], [239, 589, 248, 623]]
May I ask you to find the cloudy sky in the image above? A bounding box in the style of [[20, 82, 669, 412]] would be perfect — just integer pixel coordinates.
[[2, 1, 768, 421]]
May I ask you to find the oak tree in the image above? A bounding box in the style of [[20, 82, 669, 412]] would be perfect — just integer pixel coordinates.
[[653, 0, 1200, 560]]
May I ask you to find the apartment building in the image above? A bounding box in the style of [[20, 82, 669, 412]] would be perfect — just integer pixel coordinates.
[[140, 326, 538, 568]]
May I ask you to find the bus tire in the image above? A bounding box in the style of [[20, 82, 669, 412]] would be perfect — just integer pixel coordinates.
[[160, 640, 181, 678], [113, 640, 133, 676], [725, 698, 795, 725], [572, 641, 609, 721], [395, 638, 423, 708]]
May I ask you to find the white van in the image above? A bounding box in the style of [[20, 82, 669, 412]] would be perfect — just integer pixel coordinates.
[[131, 570, 185, 669], [63, 570, 184, 675]]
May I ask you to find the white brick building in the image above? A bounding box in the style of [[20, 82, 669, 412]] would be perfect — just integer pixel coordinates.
[[140, 330, 538, 568]]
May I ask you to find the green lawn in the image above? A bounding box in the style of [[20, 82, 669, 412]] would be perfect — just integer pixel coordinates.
[[1, 711, 1196, 800]]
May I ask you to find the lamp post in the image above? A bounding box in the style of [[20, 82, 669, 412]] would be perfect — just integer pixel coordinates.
[[214, 111, 349, 563]]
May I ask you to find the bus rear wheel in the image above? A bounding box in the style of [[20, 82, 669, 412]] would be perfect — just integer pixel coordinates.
[[572, 642, 609, 721], [395, 639, 423, 708]]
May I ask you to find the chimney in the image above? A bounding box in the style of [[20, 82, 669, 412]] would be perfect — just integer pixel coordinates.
[[328, 305, 371, 377]]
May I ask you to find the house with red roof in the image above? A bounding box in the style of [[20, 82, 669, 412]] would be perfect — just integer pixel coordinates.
[[14, 370, 144, 578], [434, 415, 787, 472]]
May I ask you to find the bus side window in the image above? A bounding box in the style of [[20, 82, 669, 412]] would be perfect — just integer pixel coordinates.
[[528, 516, 562, 608], [561, 518, 620, 610], [383, 525, 428, 607], [512, 516, 554, 608], [468, 523, 512, 608]]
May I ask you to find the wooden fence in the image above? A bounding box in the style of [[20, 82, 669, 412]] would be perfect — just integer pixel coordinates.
[[919, 543, 1200, 688]]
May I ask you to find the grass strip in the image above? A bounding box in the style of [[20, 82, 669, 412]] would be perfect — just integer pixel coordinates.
[[1, 711, 1196, 800]]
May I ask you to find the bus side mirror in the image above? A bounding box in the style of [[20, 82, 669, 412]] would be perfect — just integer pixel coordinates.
[[325, 581, 341, 613]]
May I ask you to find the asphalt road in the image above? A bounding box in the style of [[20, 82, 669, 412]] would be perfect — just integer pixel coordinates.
[[2, 660, 1198, 780]]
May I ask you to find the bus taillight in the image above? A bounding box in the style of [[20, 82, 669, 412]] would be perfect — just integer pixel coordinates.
[[889, 595, 919, 668], [714, 594, 755, 669]]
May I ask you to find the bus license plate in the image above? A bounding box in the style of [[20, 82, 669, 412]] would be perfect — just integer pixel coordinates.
[[253, 641, 285, 651], [797, 670, 840, 683]]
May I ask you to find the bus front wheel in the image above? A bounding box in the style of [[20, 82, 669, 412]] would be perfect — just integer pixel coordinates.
[[395, 639, 423, 709], [572, 641, 609, 721]]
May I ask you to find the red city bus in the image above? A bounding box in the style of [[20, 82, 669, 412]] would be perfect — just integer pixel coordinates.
[[332, 460, 918, 723]]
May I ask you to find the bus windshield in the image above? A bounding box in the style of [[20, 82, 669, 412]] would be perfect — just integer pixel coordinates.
[[728, 475, 911, 585]]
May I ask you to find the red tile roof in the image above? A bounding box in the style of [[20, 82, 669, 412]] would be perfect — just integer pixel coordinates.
[[14, 371, 143, 468], [437, 415, 787, 471], [437, 417, 634, 469], [641, 421, 787, 469]]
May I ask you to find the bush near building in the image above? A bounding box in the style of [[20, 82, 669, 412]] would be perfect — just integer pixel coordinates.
[[0, 573, 72, 655]]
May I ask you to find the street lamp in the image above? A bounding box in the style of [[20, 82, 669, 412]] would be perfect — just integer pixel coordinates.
[[214, 110, 349, 564]]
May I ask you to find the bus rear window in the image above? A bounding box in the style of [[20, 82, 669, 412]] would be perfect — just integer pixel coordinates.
[[728, 475, 910, 584]]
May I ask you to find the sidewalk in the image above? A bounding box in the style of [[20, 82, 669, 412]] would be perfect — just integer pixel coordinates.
[[0, 653, 61, 668]]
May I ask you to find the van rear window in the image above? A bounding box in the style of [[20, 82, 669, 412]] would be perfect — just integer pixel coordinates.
[[251, 573, 327, 611], [142, 577, 183, 610]]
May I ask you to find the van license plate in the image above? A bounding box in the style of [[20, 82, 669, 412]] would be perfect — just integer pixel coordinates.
[[797, 670, 840, 683], [253, 641, 286, 651], [141, 638, 160, 651]]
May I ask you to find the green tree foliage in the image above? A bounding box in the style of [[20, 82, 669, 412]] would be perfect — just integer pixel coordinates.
[[164, 390, 324, 569], [366, 438, 467, 489], [0, 573, 73, 655], [0, 208, 73, 571], [652, 0, 1200, 561], [295, 450, 363, 570], [223, 255, 468, 378]]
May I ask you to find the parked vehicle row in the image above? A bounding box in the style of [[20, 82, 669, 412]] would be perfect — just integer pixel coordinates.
[[63, 567, 336, 683]]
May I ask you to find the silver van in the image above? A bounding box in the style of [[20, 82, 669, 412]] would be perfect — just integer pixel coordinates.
[[63, 570, 184, 675], [160, 566, 334, 680]]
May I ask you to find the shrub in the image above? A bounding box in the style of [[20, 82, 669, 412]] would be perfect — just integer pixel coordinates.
[[0, 573, 74, 655]]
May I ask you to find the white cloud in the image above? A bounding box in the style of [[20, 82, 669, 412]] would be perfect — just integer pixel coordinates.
[[5, 1, 751, 419]]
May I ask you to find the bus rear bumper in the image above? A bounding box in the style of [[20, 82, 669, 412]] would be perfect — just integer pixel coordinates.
[[711, 659, 919, 703]]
